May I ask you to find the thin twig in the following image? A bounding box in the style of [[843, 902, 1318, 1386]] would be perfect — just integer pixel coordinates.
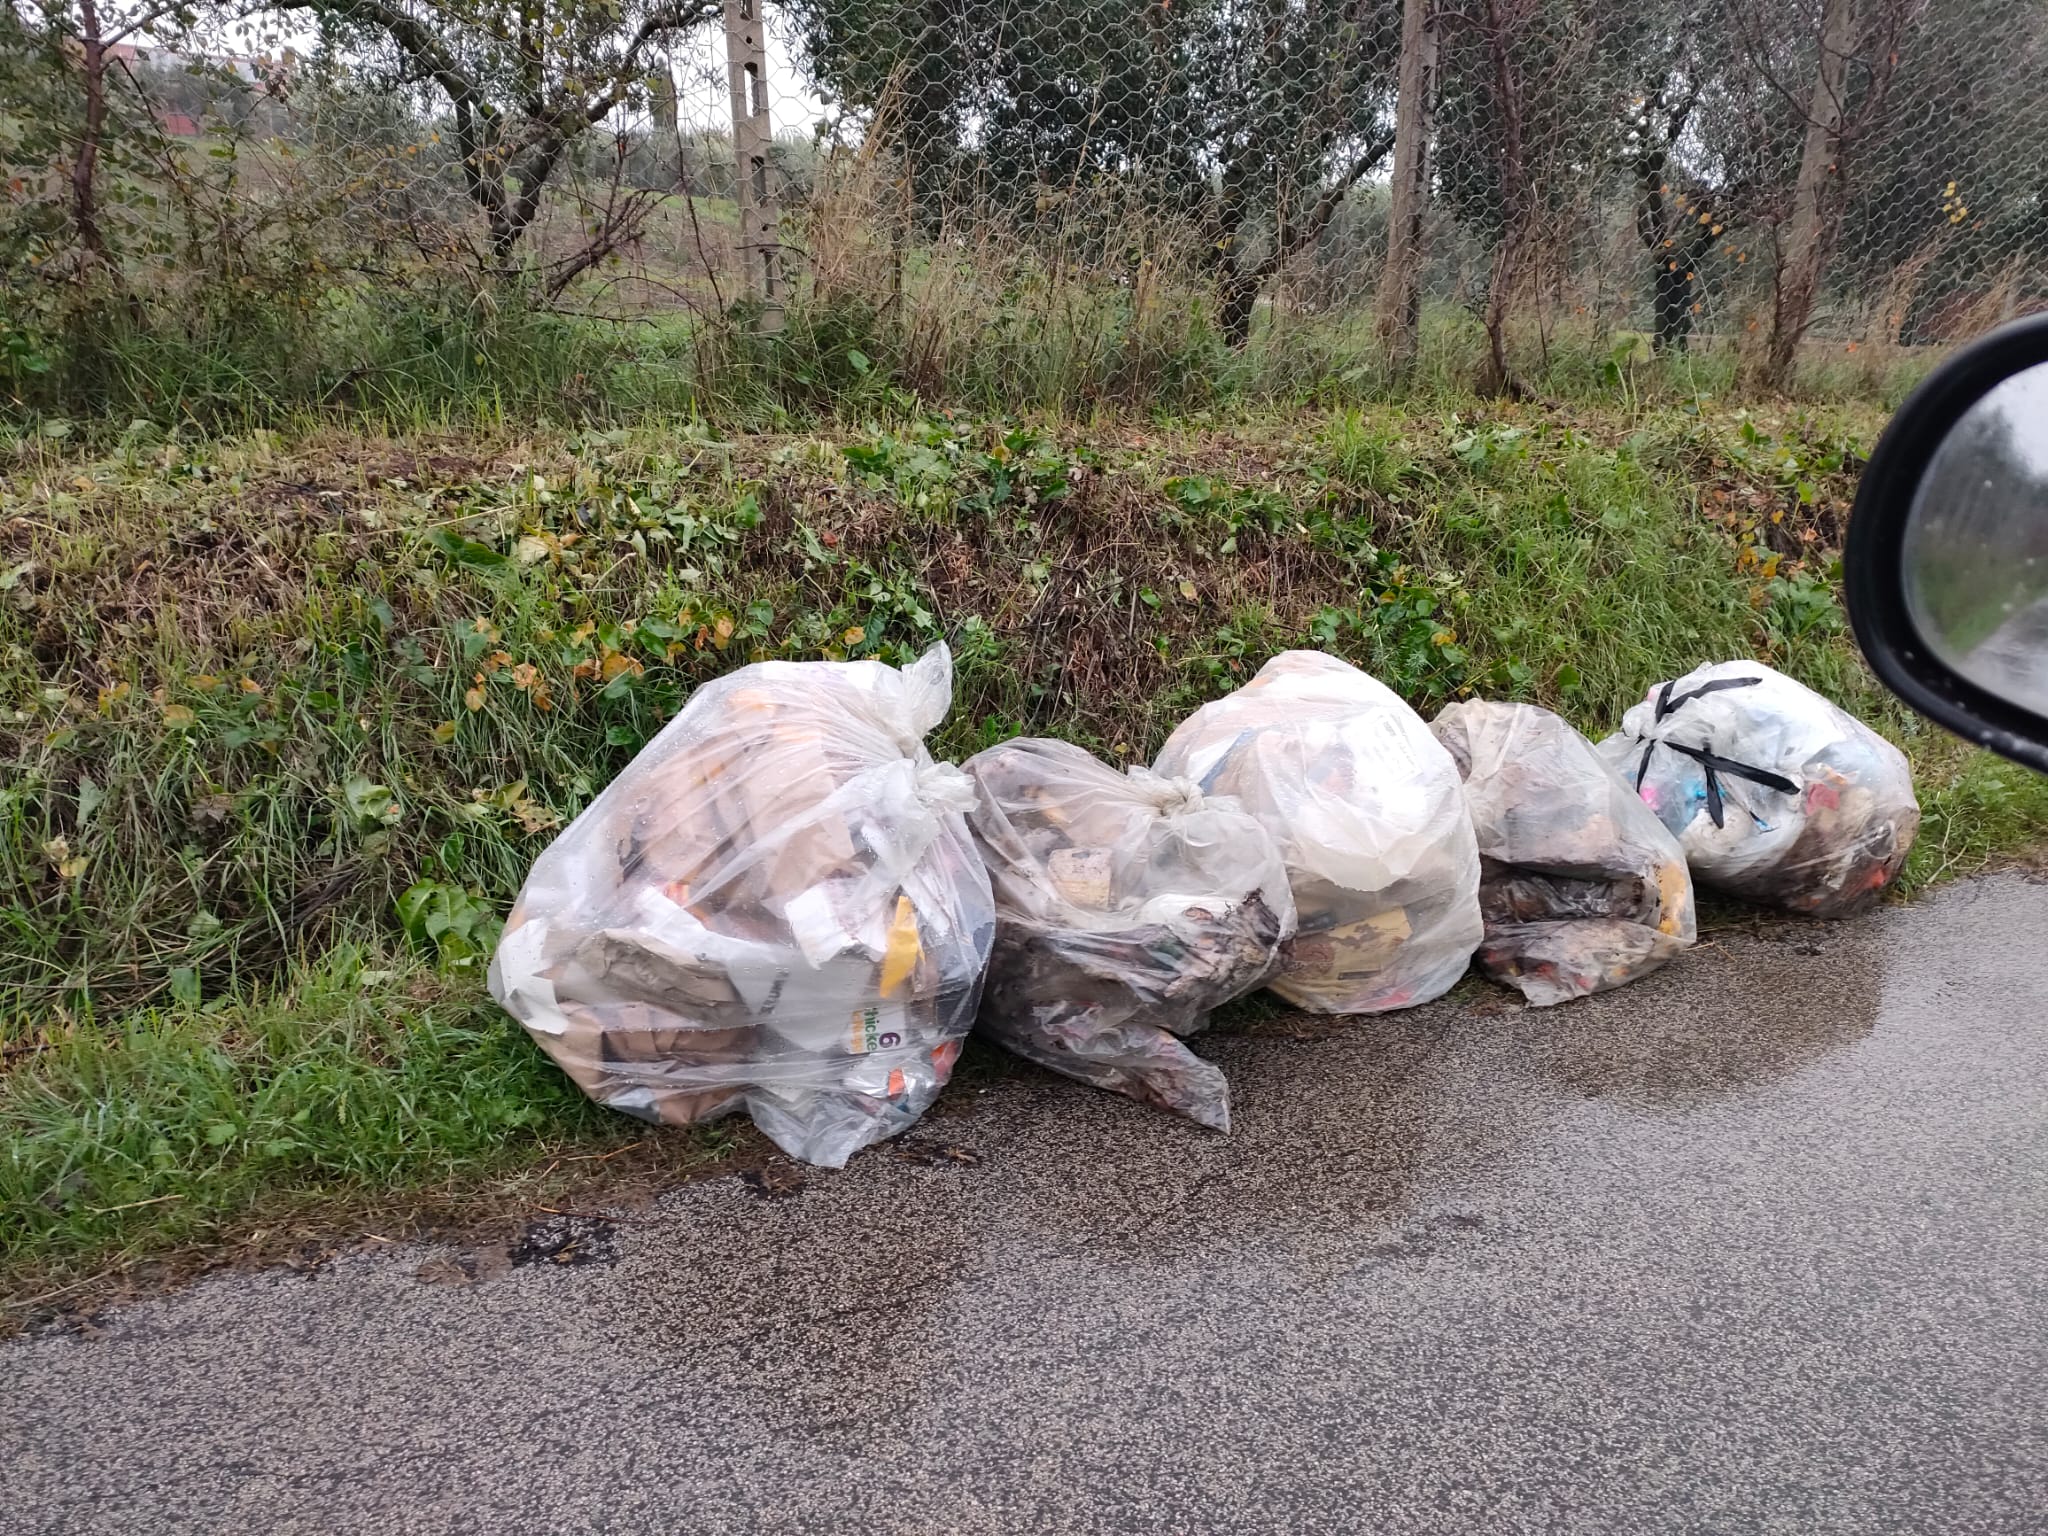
[[3, 1274, 107, 1311], [89, 1193, 184, 1215]]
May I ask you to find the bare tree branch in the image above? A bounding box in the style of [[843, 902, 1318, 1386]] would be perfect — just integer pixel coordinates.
[[273, 0, 720, 268]]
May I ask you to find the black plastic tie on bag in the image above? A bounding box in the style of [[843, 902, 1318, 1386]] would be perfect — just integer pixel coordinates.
[[1663, 742, 1799, 829], [1655, 674, 1764, 722], [1633, 674, 1788, 825]]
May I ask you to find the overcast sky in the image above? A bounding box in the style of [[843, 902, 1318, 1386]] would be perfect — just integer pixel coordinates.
[[194, 4, 833, 138]]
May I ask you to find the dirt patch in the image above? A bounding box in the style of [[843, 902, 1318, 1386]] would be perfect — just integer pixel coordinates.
[[0, 1126, 756, 1339], [506, 1212, 622, 1269]]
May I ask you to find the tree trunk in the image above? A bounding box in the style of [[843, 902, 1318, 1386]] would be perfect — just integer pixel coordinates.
[[1480, 239, 1519, 395], [1374, 0, 1437, 373], [1647, 223, 1720, 353], [1653, 252, 1697, 352], [68, 0, 109, 262], [1475, 0, 1529, 397], [1764, 0, 1855, 390], [1219, 266, 1260, 347]]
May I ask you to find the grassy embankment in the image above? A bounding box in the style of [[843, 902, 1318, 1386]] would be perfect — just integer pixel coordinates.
[[4, 391, 2043, 1311]]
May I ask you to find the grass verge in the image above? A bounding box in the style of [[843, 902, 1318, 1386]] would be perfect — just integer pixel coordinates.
[[5, 392, 2046, 1316]]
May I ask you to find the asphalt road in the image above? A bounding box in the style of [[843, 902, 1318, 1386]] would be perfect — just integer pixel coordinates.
[[5, 876, 2048, 1535]]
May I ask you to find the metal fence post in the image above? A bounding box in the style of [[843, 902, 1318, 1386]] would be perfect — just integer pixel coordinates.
[[724, 0, 784, 332]]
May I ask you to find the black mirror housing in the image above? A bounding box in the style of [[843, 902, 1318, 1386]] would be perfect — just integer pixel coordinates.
[[1844, 314, 2048, 773]]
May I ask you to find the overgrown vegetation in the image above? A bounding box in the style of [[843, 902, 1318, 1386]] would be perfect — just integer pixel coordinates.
[[6, 391, 2047, 1306], [10, 0, 2040, 432]]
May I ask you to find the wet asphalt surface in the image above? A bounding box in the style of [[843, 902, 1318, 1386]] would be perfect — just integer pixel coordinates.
[[5, 875, 2048, 1534]]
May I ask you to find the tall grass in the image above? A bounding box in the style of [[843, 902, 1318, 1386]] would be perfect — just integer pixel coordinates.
[[10, 160, 1946, 438]]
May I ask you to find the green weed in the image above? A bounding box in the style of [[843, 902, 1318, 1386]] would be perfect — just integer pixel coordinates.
[[0, 948, 625, 1270]]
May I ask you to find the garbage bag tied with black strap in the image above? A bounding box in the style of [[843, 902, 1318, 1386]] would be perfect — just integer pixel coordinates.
[[1432, 700, 1695, 1006], [963, 738, 1295, 1130], [1596, 661, 1918, 917], [488, 643, 995, 1168], [1154, 650, 1483, 1014]]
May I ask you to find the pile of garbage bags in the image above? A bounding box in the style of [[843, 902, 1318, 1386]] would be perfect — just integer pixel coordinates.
[[491, 644, 1919, 1164], [1432, 701, 1695, 1006], [962, 738, 1294, 1130], [1155, 651, 1484, 1014], [1597, 662, 1919, 917]]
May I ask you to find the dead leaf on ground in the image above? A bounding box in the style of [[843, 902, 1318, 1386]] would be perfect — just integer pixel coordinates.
[[893, 1139, 983, 1168], [740, 1161, 807, 1200]]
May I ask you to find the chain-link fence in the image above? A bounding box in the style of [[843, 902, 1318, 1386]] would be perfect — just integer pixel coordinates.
[[5, 0, 2047, 406]]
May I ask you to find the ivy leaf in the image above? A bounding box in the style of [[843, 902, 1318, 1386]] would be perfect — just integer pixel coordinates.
[[425, 527, 508, 568], [343, 774, 402, 828]]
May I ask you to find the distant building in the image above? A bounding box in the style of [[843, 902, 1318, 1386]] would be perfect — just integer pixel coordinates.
[[100, 40, 292, 136]]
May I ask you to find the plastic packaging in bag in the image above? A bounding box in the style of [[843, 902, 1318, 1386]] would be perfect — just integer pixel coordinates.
[[1431, 701, 1696, 1006], [1596, 661, 1919, 917], [1154, 651, 1483, 1013], [488, 644, 996, 1168], [962, 738, 1296, 1130]]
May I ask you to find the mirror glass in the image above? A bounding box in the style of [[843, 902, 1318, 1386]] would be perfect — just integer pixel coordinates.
[[1905, 360, 2048, 717]]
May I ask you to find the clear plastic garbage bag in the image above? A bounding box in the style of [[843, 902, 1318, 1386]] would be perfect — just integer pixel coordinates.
[[962, 737, 1296, 1130], [1154, 651, 1483, 1014], [488, 643, 996, 1168], [1596, 661, 1919, 917], [1432, 701, 1696, 1006]]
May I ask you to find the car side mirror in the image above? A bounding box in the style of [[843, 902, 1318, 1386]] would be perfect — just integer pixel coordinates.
[[1845, 314, 2048, 773]]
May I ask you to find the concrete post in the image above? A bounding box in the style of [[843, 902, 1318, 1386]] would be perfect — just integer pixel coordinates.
[[724, 0, 784, 330]]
